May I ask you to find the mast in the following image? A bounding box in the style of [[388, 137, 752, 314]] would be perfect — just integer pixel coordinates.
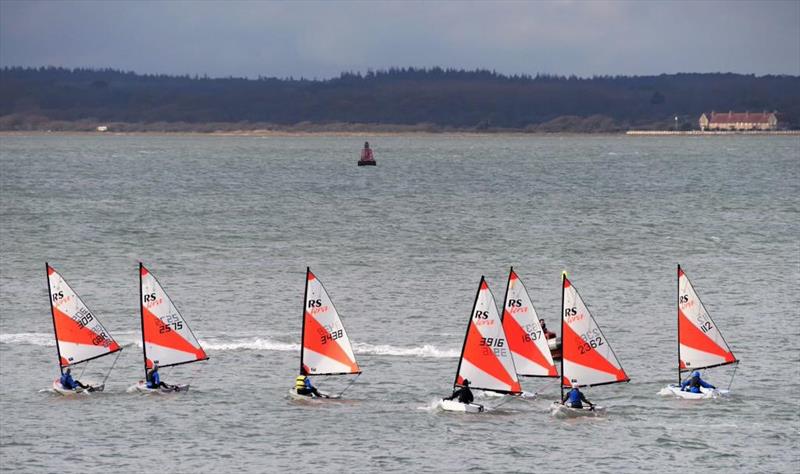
[[46, 262, 65, 375], [139, 262, 148, 378], [677, 264, 681, 386], [300, 267, 310, 375], [560, 271, 565, 401], [499, 267, 513, 323], [453, 276, 484, 390]]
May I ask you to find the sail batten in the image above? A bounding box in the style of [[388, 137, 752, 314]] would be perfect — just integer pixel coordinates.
[[677, 265, 737, 373], [139, 263, 207, 372], [454, 277, 522, 395], [560, 274, 628, 388], [47, 263, 121, 369], [300, 268, 360, 376]]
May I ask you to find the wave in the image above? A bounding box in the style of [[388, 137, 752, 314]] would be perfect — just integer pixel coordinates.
[[0, 333, 459, 358]]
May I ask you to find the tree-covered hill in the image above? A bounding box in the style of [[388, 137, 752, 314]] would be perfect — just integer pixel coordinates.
[[1, 67, 798, 131]]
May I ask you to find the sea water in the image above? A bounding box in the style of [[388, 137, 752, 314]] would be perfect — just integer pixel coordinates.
[[1, 134, 798, 472]]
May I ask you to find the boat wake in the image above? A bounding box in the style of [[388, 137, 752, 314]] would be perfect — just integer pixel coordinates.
[[1, 332, 459, 359]]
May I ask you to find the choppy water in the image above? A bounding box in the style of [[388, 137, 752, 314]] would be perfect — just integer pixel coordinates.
[[1, 134, 798, 473]]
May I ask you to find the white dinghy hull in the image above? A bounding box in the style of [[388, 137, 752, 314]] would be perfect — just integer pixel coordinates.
[[132, 380, 189, 393], [287, 388, 338, 400], [659, 384, 728, 399], [52, 379, 104, 395], [439, 399, 484, 413], [549, 401, 605, 418]]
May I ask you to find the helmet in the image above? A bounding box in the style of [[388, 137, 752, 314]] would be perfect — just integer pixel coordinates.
[[65, 368, 71, 374], [692, 371, 700, 377], [571, 382, 579, 389], [462, 379, 470, 386]]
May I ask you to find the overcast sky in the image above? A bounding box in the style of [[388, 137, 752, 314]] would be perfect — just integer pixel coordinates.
[[1, 0, 798, 78]]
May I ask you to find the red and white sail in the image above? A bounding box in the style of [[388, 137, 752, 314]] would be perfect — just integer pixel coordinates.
[[455, 277, 522, 394], [678, 265, 736, 372], [561, 275, 628, 388], [501, 268, 558, 377], [140, 263, 207, 369], [47, 264, 121, 368], [301, 268, 360, 375]]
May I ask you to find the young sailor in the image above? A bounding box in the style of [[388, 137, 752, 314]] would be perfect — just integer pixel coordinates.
[[680, 371, 716, 393], [562, 382, 594, 409], [539, 318, 556, 340], [294, 375, 328, 398], [60, 368, 92, 391], [445, 379, 475, 404], [146, 364, 175, 391]]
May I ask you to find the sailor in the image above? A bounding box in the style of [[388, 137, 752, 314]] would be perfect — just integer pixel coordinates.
[[562, 382, 594, 409], [539, 318, 556, 340], [146, 364, 174, 391], [446, 379, 475, 404], [360, 142, 374, 162], [295, 375, 328, 398], [60, 367, 91, 391], [680, 371, 716, 393]]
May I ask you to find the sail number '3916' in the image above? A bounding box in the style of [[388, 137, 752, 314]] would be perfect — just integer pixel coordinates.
[[480, 337, 507, 357]]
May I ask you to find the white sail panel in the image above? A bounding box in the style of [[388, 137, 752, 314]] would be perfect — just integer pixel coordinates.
[[561, 276, 628, 388], [301, 269, 360, 375], [678, 266, 736, 371], [502, 269, 557, 377], [456, 278, 521, 394], [47, 265, 120, 367], [140, 264, 207, 368]]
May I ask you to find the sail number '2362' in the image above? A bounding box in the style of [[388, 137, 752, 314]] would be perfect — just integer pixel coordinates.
[[577, 329, 604, 354]]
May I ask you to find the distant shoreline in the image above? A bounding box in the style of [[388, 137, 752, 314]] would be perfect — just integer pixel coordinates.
[[1, 129, 798, 138]]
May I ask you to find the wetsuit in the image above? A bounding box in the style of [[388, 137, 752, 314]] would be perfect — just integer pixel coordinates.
[[562, 388, 592, 408], [448, 386, 474, 404], [680, 375, 715, 393]]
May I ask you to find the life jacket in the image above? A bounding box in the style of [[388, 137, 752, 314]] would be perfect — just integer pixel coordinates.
[[567, 389, 583, 405], [60, 373, 74, 389], [295, 376, 307, 390], [689, 376, 701, 389], [146, 369, 159, 388]]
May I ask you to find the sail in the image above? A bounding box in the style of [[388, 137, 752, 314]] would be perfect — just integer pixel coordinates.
[[678, 265, 737, 372], [140, 263, 207, 369], [561, 275, 628, 388], [47, 264, 120, 368], [301, 268, 360, 375], [455, 277, 522, 394], [501, 268, 558, 377]]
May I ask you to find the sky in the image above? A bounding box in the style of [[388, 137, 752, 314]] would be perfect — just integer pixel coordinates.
[[1, 0, 798, 79]]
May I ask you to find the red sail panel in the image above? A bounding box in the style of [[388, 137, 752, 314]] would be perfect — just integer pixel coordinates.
[[303, 310, 360, 373], [679, 310, 736, 362], [503, 309, 558, 376], [462, 323, 522, 392], [143, 307, 206, 360], [562, 321, 628, 382]]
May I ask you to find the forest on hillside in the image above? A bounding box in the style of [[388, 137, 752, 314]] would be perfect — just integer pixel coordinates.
[[1, 67, 798, 132]]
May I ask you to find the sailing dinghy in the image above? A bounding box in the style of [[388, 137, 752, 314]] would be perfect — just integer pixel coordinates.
[[289, 268, 361, 400], [501, 268, 559, 396], [440, 277, 522, 413], [47, 263, 122, 394], [551, 273, 629, 417], [134, 263, 208, 393], [659, 265, 737, 399]]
